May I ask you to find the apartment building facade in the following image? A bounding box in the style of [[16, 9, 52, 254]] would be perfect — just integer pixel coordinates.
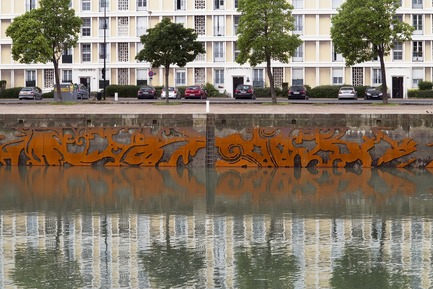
[[0, 0, 431, 98]]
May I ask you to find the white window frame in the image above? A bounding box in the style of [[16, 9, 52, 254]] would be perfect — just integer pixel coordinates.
[[99, 17, 110, 37], [82, 18, 91, 37], [332, 0, 343, 9], [137, 0, 146, 10], [214, 15, 225, 36], [372, 68, 382, 85], [26, 70, 36, 82], [393, 41, 403, 61], [412, 67, 423, 88], [332, 68, 343, 85], [292, 68, 304, 85], [233, 15, 240, 35], [26, 0, 37, 11], [63, 70, 72, 83], [214, 69, 224, 85], [214, 0, 224, 9], [99, 43, 110, 63], [293, 15, 303, 35], [214, 42, 224, 62], [292, 0, 303, 9], [233, 41, 240, 61], [175, 0, 186, 10], [293, 45, 303, 62], [176, 70, 186, 86], [412, 14, 423, 34], [412, 0, 423, 8], [137, 17, 148, 37], [81, 43, 91, 62], [253, 69, 264, 87], [332, 44, 343, 62], [99, 0, 109, 12], [412, 41, 423, 61], [175, 16, 186, 27], [81, 0, 91, 11]]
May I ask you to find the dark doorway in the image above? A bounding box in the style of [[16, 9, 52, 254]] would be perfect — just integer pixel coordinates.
[[233, 77, 244, 97], [80, 77, 90, 93], [392, 76, 403, 98]]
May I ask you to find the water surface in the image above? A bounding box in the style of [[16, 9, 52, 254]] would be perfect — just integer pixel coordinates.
[[0, 166, 432, 289]]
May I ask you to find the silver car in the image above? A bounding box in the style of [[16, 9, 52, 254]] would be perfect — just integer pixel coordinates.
[[18, 87, 43, 100], [338, 86, 357, 100]]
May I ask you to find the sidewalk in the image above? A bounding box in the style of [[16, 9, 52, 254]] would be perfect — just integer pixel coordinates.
[[1, 100, 433, 115]]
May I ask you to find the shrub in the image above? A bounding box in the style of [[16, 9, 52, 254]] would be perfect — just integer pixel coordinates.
[[203, 82, 219, 97], [408, 89, 433, 98], [308, 85, 341, 98], [0, 87, 22, 99], [418, 81, 433, 90], [253, 87, 271, 98], [106, 85, 141, 98]]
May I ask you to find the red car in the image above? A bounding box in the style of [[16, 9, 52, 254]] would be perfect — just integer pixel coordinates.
[[184, 85, 207, 99]]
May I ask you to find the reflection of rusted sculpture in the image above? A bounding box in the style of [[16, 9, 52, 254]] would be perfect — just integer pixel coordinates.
[[216, 128, 417, 168], [0, 127, 205, 166], [0, 166, 422, 213]]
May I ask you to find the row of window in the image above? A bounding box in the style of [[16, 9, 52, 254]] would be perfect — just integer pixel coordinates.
[[23, 66, 391, 90], [23, 0, 433, 13], [62, 40, 425, 64]]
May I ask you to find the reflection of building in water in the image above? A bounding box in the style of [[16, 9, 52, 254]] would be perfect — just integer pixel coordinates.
[[0, 212, 430, 288]]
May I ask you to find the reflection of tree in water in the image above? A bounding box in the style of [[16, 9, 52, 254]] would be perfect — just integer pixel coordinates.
[[235, 216, 299, 289], [235, 245, 298, 289], [330, 246, 409, 289], [11, 247, 83, 289], [139, 213, 205, 289]]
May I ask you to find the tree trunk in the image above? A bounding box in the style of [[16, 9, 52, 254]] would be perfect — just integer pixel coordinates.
[[165, 64, 170, 104], [266, 56, 277, 104], [53, 58, 62, 102], [379, 49, 388, 104]]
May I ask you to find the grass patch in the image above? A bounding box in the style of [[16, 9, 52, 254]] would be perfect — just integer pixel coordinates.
[[370, 102, 398, 106], [49, 101, 78, 105], [153, 101, 183, 105], [261, 102, 289, 106]]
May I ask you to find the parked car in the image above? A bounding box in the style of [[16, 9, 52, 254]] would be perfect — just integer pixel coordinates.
[[234, 84, 255, 99], [338, 86, 358, 100], [75, 84, 89, 99], [364, 86, 383, 100], [288, 85, 308, 100], [184, 85, 207, 99], [137, 85, 157, 99], [160, 87, 181, 99], [18, 87, 42, 100]]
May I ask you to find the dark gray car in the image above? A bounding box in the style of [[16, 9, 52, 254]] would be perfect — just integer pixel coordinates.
[[364, 87, 383, 100]]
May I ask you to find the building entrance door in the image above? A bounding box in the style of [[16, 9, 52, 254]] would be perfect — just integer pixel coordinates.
[[392, 77, 403, 98]]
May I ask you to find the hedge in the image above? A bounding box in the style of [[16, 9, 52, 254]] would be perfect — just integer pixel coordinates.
[[408, 89, 433, 98], [0, 87, 22, 99]]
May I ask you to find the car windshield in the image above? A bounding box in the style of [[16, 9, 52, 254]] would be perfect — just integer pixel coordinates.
[[340, 87, 353, 90], [141, 87, 153, 91], [188, 86, 200, 90], [291, 86, 304, 90], [237, 85, 251, 90], [21, 88, 33, 91]]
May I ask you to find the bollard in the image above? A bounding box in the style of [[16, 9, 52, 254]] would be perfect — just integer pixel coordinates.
[[206, 100, 210, 113], [114, 92, 118, 101]]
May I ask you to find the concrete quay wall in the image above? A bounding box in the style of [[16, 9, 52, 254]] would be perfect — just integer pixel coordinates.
[[0, 113, 432, 168]]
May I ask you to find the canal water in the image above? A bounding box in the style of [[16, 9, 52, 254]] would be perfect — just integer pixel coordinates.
[[0, 166, 432, 289]]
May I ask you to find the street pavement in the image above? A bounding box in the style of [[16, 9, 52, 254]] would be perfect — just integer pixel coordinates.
[[1, 98, 433, 115]]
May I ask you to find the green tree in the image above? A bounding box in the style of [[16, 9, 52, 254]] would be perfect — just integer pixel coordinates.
[[331, 0, 413, 104], [6, 0, 82, 102], [236, 0, 302, 104], [136, 18, 205, 103]]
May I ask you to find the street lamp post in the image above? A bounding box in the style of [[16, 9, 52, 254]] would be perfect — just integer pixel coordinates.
[[103, 0, 107, 100]]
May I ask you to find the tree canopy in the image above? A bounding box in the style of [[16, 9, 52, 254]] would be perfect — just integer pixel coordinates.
[[136, 18, 205, 103], [236, 0, 302, 103], [6, 0, 82, 101], [331, 0, 413, 103]]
